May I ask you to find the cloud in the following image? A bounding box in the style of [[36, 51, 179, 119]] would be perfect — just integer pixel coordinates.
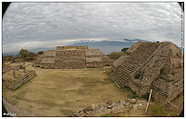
[[3, 2, 182, 53]]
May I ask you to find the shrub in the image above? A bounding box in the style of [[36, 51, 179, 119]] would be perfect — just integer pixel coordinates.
[[38, 51, 44, 55], [121, 48, 129, 52]]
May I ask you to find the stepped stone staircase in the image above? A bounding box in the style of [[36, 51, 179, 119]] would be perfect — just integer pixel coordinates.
[[4, 70, 37, 90], [112, 42, 159, 88], [111, 42, 183, 114]]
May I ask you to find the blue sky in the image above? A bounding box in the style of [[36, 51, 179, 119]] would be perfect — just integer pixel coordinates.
[[3, 2, 183, 53]]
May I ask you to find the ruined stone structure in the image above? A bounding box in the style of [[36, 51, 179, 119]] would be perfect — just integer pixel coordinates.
[[3, 63, 11, 73], [3, 66, 36, 90], [35, 46, 112, 69], [111, 42, 183, 113]]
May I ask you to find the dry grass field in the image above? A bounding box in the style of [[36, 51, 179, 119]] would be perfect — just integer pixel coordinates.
[[3, 67, 129, 116]]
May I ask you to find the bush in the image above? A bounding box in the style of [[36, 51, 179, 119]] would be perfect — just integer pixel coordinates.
[[121, 48, 129, 52], [38, 51, 44, 55]]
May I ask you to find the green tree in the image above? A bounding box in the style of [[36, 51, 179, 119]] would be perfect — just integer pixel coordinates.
[[19, 48, 30, 58], [19, 48, 36, 61], [37, 51, 44, 55], [121, 48, 129, 52]]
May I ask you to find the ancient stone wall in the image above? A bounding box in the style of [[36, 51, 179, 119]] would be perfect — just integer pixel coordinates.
[[35, 50, 56, 68], [85, 48, 109, 68], [111, 42, 159, 88], [36, 46, 112, 69], [43, 50, 56, 57], [55, 49, 86, 69], [111, 42, 183, 113], [3, 70, 36, 90], [3, 64, 11, 74]]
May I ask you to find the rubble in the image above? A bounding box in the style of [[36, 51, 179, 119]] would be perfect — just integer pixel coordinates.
[[3, 65, 36, 90], [73, 99, 146, 116]]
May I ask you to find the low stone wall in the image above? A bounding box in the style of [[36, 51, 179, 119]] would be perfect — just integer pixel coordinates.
[[39, 63, 55, 69], [4, 70, 37, 90], [73, 98, 146, 116], [86, 62, 103, 68], [3, 65, 11, 74]]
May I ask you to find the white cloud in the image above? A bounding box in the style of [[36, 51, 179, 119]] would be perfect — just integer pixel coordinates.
[[3, 2, 183, 53]]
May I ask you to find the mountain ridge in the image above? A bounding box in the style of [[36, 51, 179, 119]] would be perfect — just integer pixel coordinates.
[[3, 39, 147, 55]]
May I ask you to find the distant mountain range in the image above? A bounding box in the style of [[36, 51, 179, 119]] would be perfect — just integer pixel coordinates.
[[71, 40, 132, 54], [71, 39, 147, 54], [3, 38, 147, 56], [3, 51, 19, 56]]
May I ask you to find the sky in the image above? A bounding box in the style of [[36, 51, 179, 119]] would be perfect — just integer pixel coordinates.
[[3, 2, 183, 54]]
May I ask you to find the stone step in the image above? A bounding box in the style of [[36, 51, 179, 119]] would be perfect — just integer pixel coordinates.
[[120, 64, 135, 71], [120, 72, 130, 78], [127, 63, 139, 68], [116, 79, 122, 86], [117, 71, 129, 78], [118, 67, 134, 74]]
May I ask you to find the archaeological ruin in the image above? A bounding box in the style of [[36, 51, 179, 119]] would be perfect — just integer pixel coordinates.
[[111, 41, 183, 114], [2, 42, 184, 116], [3, 64, 36, 90], [35, 46, 112, 69]]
